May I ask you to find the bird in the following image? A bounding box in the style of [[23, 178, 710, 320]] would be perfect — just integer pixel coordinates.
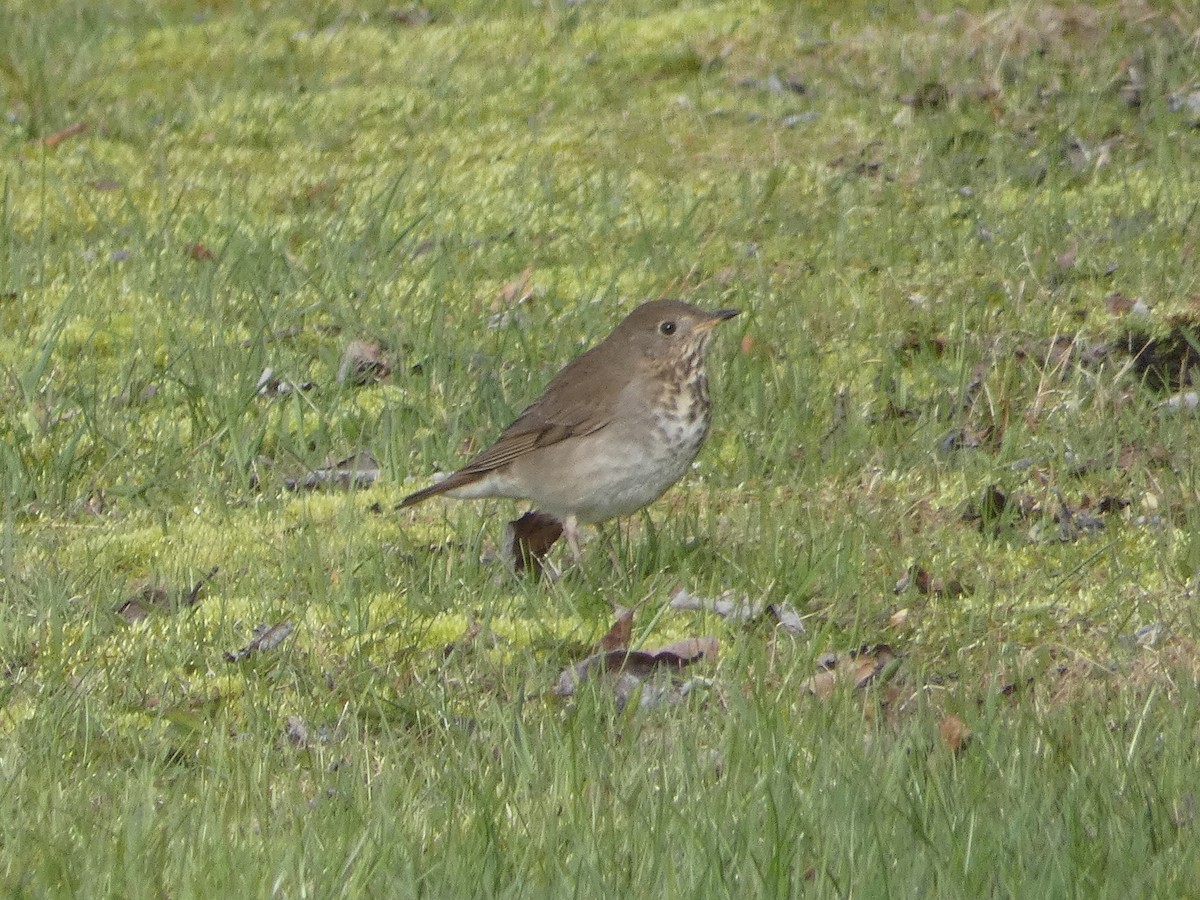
[[399, 299, 740, 562]]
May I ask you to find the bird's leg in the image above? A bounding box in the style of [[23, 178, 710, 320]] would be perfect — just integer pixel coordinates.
[[563, 514, 585, 566]]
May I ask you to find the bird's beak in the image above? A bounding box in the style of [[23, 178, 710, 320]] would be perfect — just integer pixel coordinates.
[[698, 308, 740, 330]]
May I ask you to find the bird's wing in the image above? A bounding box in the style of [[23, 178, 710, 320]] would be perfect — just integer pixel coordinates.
[[453, 404, 610, 476], [398, 335, 632, 509], [455, 333, 635, 476]]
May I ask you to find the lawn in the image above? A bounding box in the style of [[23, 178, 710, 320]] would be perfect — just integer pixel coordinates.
[[3, 0, 1200, 894]]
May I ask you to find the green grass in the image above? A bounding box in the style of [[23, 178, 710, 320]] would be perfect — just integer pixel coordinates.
[[3, 0, 1200, 894]]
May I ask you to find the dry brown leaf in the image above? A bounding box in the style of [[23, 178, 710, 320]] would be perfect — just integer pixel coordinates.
[[1056, 241, 1078, 271], [494, 266, 534, 309], [804, 670, 839, 699], [801, 644, 898, 697], [594, 607, 634, 653], [388, 5, 432, 26], [116, 566, 219, 623], [653, 636, 720, 663], [442, 617, 483, 658], [768, 603, 806, 634], [1105, 292, 1135, 316], [42, 121, 87, 148], [979, 670, 1031, 699], [256, 366, 316, 397], [673, 590, 807, 634], [912, 81, 950, 110], [284, 715, 311, 748], [554, 637, 718, 698], [938, 714, 972, 753], [187, 242, 215, 262], [285, 450, 379, 491], [337, 339, 391, 385], [225, 621, 293, 662], [852, 644, 896, 688], [897, 567, 971, 598], [668, 587, 757, 620], [501, 511, 563, 576]]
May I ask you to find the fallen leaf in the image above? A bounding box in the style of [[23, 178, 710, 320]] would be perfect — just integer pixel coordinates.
[[337, 339, 391, 385], [653, 637, 720, 662], [387, 5, 432, 25], [767, 603, 806, 634], [1056, 241, 1078, 271], [284, 450, 379, 491], [442, 617, 483, 658], [915, 568, 970, 598], [1158, 391, 1200, 413], [669, 586, 757, 621], [594, 607, 634, 653], [851, 644, 897, 688], [256, 367, 315, 397], [284, 716, 311, 748], [938, 714, 972, 753], [975, 483, 1009, 531], [117, 566, 219, 623], [912, 81, 950, 110], [1105, 292, 1135, 316], [225, 621, 293, 662], [187, 242, 215, 262], [937, 427, 984, 454], [896, 566, 971, 598], [42, 121, 87, 148], [553, 638, 718, 699], [501, 510, 563, 576], [801, 644, 898, 697], [494, 266, 534, 310]]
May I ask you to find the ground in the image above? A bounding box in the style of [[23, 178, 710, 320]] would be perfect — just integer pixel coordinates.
[[2, 0, 1200, 894]]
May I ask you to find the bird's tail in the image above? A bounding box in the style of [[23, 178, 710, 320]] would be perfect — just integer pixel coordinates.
[[396, 471, 478, 509]]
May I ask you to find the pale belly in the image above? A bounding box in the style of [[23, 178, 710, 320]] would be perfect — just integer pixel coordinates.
[[504, 413, 711, 524], [445, 373, 716, 524]]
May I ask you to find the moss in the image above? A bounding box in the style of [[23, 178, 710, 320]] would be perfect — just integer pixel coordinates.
[[2, 0, 1200, 832]]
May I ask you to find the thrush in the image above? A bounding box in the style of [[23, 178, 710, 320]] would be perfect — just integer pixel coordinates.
[[399, 299, 739, 561]]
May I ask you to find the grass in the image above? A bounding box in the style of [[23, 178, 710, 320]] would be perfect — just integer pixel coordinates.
[[3, 0, 1200, 894]]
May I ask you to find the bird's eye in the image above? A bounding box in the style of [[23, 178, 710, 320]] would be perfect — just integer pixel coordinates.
[[659, 321, 677, 336]]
